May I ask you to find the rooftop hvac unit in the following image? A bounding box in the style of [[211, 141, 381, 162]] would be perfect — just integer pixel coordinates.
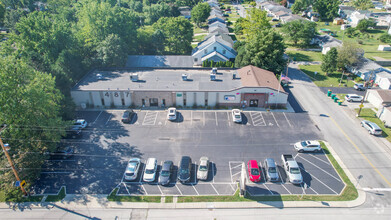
[[212, 68, 217, 74], [233, 73, 236, 79], [210, 73, 216, 81], [130, 73, 138, 82], [182, 73, 188, 81]]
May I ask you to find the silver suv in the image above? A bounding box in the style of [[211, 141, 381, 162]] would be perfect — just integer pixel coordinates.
[[361, 120, 382, 136]]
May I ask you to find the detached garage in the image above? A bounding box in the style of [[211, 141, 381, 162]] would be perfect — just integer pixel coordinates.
[[71, 65, 288, 109]]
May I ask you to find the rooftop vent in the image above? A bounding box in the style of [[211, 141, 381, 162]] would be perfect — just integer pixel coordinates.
[[210, 73, 216, 81], [182, 73, 188, 81], [130, 73, 138, 82]]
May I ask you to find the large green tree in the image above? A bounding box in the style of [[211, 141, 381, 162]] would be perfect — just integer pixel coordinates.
[[242, 8, 271, 40], [235, 29, 286, 73], [321, 47, 338, 75], [96, 34, 128, 67], [153, 16, 193, 54], [356, 19, 374, 32], [351, 0, 373, 10], [282, 20, 316, 46], [337, 41, 361, 69], [191, 2, 211, 27], [0, 56, 65, 200], [143, 2, 179, 25], [313, 0, 339, 21]]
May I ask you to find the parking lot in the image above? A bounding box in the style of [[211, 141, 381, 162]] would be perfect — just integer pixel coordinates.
[[32, 109, 344, 197]]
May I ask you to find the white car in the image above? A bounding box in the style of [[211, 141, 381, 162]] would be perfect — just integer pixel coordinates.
[[143, 158, 157, 182], [197, 156, 209, 181], [294, 140, 322, 153], [73, 119, 87, 129], [167, 108, 177, 121], [124, 158, 141, 181], [345, 94, 363, 102], [232, 109, 242, 123], [354, 83, 366, 91], [361, 120, 382, 136]]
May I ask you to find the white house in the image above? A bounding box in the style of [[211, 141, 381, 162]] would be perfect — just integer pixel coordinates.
[[348, 57, 391, 81], [338, 5, 355, 19], [204, 32, 234, 46], [348, 11, 370, 27], [376, 71, 391, 89], [192, 35, 237, 65], [377, 106, 391, 127], [378, 45, 391, 51], [366, 89, 391, 109], [312, 35, 342, 54]]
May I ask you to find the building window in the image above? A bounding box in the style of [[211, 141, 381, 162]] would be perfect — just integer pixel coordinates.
[[162, 99, 166, 107], [184, 99, 187, 106], [142, 99, 145, 106], [101, 98, 105, 106], [194, 58, 198, 62], [204, 49, 207, 54], [214, 47, 217, 51], [205, 99, 208, 106], [121, 98, 125, 106], [223, 49, 226, 54]]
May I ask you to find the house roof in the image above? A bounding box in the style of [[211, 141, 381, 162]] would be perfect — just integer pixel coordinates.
[[209, 26, 229, 34], [352, 57, 385, 73], [204, 32, 234, 46], [339, 6, 355, 11], [193, 35, 236, 56], [280, 14, 304, 23], [315, 35, 342, 48], [274, 11, 290, 17], [238, 65, 286, 93], [208, 14, 225, 21], [201, 51, 229, 62], [208, 20, 226, 28], [376, 90, 391, 103]]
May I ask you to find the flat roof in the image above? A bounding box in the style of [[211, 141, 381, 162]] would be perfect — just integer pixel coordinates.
[[73, 69, 242, 92], [126, 55, 194, 68]]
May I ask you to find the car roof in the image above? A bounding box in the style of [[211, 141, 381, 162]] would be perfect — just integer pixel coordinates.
[[75, 119, 85, 123], [364, 120, 381, 129], [146, 158, 157, 168], [162, 161, 173, 170], [307, 140, 320, 145], [265, 158, 276, 166], [346, 94, 360, 97], [248, 160, 258, 168]]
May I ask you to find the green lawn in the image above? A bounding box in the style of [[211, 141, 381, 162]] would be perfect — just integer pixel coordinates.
[[193, 25, 208, 34], [356, 108, 391, 142], [45, 187, 66, 202], [286, 51, 323, 61], [0, 190, 43, 202], [107, 188, 161, 202], [336, 93, 347, 102], [193, 34, 206, 42], [165, 196, 173, 203], [299, 64, 355, 87]]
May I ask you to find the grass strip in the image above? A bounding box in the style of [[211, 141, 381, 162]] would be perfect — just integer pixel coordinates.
[[45, 187, 66, 202], [107, 188, 161, 203], [0, 191, 43, 202], [165, 196, 173, 203]]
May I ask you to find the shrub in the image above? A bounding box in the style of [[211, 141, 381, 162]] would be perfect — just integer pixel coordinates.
[[379, 34, 391, 43], [355, 77, 363, 82]]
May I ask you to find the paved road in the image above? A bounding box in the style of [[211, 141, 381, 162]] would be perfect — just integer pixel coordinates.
[[287, 63, 391, 210]]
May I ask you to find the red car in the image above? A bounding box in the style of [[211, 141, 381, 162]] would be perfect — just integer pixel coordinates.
[[247, 160, 261, 182]]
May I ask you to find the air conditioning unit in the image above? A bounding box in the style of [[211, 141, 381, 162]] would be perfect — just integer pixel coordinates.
[[233, 73, 236, 79], [182, 73, 188, 81], [212, 68, 217, 74], [130, 73, 138, 82], [210, 73, 216, 81]]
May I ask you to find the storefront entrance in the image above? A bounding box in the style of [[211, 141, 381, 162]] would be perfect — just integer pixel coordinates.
[[249, 99, 258, 107], [149, 98, 158, 107]]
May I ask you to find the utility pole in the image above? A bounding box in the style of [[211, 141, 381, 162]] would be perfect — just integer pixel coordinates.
[[0, 129, 28, 196], [357, 70, 374, 117]]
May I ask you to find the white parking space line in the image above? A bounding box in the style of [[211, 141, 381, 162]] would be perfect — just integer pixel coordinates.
[[307, 185, 319, 195], [300, 183, 306, 195], [229, 184, 236, 191], [307, 154, 330, 165], [157, 185, 163, 195], [194, 161, 198, 184], [203, 111, 205, 126], [299, 166, 338, 194], [211, 184, 219, 195], [227, 112, 231, 126], [105, 114, 112, 125], [175, 185, 183, 195], [141, 184, 148, 195], [142, 111, 158, 125], [192, 184, 200, 195], [281, 183, 292, 194], [263, 184, 274, 195], [123, 183, 131, 196], [232, 171, 241, 178], [250, 112, 266, 126], [297, 155, 341, 182], [92, 111, 103, 124], [191, 111, 193, 125], [215, 112, 218, 126], [271, 112, 279, 127], [229, 162, 233, 183], [283, 112, 293, 127], [231, 164, 242, 170]]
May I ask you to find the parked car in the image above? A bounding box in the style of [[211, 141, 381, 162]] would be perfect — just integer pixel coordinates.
[[281, 154, 303, 184], [264, 158, 279, 182], [158, 160, 173, 185], [72, 119, 87, 129], [64, 126, 81, 139], [178, 156, 192, 183], [197, 156, 209, 181], [51, 146, 73, 159], [345, 94, 363, 102], [121, 110, 135, 123], [247, 160, 261, 182], [294, 140, 322, 153], [361, 120, 382, 136], [143, 158, 158, 182], [167, 108, 177, 121], [232, 109, 242, 123], [124, 158, 141, 181], [354, 83, 366, 91]]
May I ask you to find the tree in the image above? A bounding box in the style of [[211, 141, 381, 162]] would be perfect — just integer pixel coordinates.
[[235, 29, 286, 73], [143, 2, 178, 25], [191, 2, 211, 27], [321, 47, 338, 75], [356, 19, 373, 32], [153, 16, 193, 54], [3, 8, 27, 30], [241, 8, 271, 41], [96, 34, 128, 67], [337, 41, 361, 70], [282, 20, 316, 46], [351, 0, 373, 10], [0, 2, 5, 25], [0, 56, 65, 200], [313, 0, 339, 21]]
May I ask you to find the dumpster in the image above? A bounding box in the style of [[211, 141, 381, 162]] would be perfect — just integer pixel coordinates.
[[331, 94, 336, 99], [327, 90, 332, 97]]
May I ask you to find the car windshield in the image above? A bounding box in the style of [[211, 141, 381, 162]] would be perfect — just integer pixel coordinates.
[[251, 168, 259, 176], [290, 167, 300, 174], [125, 172, 134, 176], [161, 170, 170, 176], [180, 169, 189, 174], [199, 165, 208, 171], [145, 169, 154, 174], [301, 141, 308, 147], [169, 110, 174, 114], [268, 167, 277, 173], [128, 162, 137, 172], [235, 115, 241, 119]]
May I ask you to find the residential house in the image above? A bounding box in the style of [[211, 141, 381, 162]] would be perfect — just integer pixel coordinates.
[[192, 35, 237, 66], [274, 11, 290, 20], [378, 45, 391, 51], [348, 11, 371, 27], [259, 1, 280, 10], [209, 26, 229, 34], [348, 57, 391, 81], [208, 20, 227, 29], [376, 72, 391, 89], [208, 15, 226, 24], [366, 89, 391, 109], [377, 106, 391, 128], [204, 32, 234, 47], [207, 0, 219, 8], [338, 5, 355, 19], [333, 18, 344, 25], [210, 8, 223, 17], [312, 35, 342, 54], [280, 14, 304, 24]]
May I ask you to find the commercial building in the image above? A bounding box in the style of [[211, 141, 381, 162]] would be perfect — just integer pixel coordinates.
[[71, 65, 288, 109]]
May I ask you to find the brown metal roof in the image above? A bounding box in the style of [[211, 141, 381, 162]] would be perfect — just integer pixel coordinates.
[[377, 89, 391, 103], [238, 65, 286, 93]]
